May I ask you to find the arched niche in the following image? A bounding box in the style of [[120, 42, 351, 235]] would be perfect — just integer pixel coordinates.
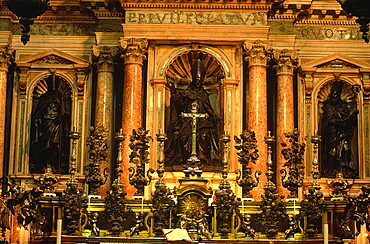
[[29, 74, 73, 174], [316, 79, 360, 178], [163, 50, 226, 171], [11, 49, 89, 176], [300, 53, 369, 183]]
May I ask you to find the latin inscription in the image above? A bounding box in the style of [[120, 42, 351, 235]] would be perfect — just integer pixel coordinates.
[[27, 23, 97, 36], [296, 27, 362, 40], [125, 10, 267, 25]]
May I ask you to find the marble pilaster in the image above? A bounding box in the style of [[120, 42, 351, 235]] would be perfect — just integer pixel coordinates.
[[0, 46, 13, 180], [92, 46, 118, 196], [149, 78, 167, 170], [273, 49, 298, 198], [244, 40, 271, 200], [223, 79, 239, 172], [119, 37, 148, 198]]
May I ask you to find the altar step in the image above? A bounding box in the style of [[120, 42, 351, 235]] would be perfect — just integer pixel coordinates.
[[37, 236, 347, 244]]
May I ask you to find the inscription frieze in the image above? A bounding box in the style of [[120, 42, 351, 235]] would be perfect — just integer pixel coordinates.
[[15, 23, 98, 36], [125, 10, 267, 25], [296, 27, 362, 40]]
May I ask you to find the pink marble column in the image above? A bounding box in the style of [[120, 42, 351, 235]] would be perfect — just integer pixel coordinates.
[[92, 46, 118, 196], [273, 49, 298, 198], [119, 38, 148, 198], [244, 40, 271, 200], [0, 47, 13, 180]]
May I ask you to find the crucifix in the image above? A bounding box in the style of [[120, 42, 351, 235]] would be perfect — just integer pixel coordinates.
[[180, 101, 208, 178]]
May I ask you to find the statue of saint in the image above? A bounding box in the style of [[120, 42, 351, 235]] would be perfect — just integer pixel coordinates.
[[319, 80, 359, 178], [29, 75, 71, 174], [165, 59, 222, 168]]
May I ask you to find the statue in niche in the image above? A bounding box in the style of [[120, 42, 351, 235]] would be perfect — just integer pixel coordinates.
[[29, 75, 71, 174], [165, 58, 222, 168], [319, 80, 360, 178]]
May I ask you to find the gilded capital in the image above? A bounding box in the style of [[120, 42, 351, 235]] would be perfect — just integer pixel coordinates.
[[273, 49, 298, 75], [244, 40, 272, 66], [119, 38, 148, 64], [0, 46, 14, 71], [92, 46, 118, 72]]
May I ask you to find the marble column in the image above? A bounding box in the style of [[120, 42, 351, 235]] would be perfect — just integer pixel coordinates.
[[274, 49, 298, 198], [244, 40, 271, 200], [119, 38, 148, 198], [0, 46, 13, 181], [92, 46, 118, 196]]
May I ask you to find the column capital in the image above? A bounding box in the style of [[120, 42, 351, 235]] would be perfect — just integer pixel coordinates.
[[0, 46, 14, 71], [223, 79, 239, 88], [150, 78, 167, 88], [119, 37, 148, 65], [273, 49, 299, 75], [92, 46, 118, 72], [244, 40, 272, 66]]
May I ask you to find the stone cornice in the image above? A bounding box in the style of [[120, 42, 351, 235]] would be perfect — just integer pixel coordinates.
[[122, 2, 274, 11], [270, 0, 357, 26], [293, 19, 358, 26], [0, 0, 358, 26]]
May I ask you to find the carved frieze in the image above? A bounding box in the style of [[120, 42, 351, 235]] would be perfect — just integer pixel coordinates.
[[125, 10, 267, 26], [33, 55, 73, 65]]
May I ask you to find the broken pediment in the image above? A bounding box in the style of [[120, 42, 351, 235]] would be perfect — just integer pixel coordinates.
[[16, 49, 89, 69]]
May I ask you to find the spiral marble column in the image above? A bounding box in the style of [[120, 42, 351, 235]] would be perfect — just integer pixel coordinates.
[[92, 46, 118, 196], [119, 38, 148, 198], [244, 40, 271, 200], [0, 46, 13, 180], [274, 49, 298, 198]]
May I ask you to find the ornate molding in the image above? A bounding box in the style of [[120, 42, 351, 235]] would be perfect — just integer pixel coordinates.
[[317, 59, 358, 69], [92, 46, 118, 72], [0, 46, 14, 71], [123, 2, 273, 10], [244, 40, 272, 66], [119, 38, 148, 65], [363, 82, 370, 98], [18, 69, 28, 96], [273, 49, 298, 75], [33, 55, 73, 65]]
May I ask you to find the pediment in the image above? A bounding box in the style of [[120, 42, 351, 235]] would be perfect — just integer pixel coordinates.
[[302, 53, 370, 70], [16, 49, 89, 68]]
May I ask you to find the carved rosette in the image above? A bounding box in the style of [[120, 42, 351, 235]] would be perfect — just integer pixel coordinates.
[[92, 46, 118, 72], [0, 46, 14, 71], [119, 38, 148, 65], [273, 49, 298, 75], [244, 40, 272, 66]]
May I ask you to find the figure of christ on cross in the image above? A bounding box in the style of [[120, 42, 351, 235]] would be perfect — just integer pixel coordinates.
[[180, 101, 208, 178]]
